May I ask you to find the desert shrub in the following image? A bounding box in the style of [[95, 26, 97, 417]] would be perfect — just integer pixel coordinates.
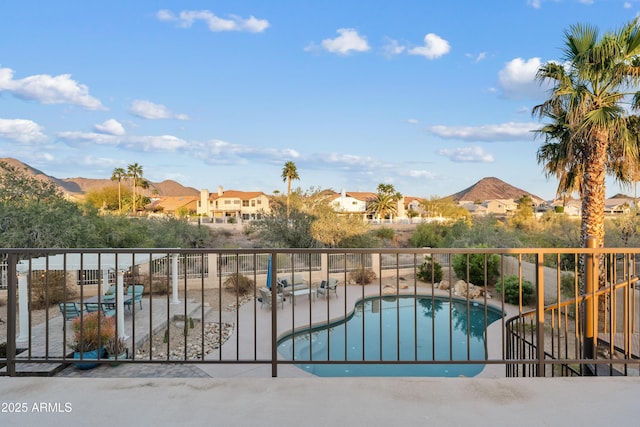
[[452, 251, 500, 286], [30, 270, 76, 310], [68, 311, 115, 352], [417, 256, 443, 283], [495, 275, 534, 305], [560, 272, 576, 298], [348, 267, 377, 285], [374, 227, 395, 240], [223, 273, 254, 296], [149, 279, 170, 295]]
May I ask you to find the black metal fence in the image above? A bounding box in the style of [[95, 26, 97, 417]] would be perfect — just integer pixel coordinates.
[[1, 244, 639, 377]]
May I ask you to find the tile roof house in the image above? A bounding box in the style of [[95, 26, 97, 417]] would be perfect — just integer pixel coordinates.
[[145, 196, 199, 216], [197, 186, 270, 222], [327, 190, 376, 216]]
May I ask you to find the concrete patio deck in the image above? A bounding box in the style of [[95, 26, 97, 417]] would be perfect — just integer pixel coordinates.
[[1, 376, 639, 426]]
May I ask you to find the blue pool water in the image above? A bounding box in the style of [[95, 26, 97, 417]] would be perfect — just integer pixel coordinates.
[[277, 295, 503, 377]]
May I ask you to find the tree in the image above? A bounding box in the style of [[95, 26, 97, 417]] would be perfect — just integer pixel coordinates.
[[281, 161, 299, 218], [248, 187, 371, 248], [0, 162, 100, 248], [127, 163, 144, 213], [420, 196, 470, 221], [366, 183, 402, 222], [510, 195, 535, 230], [534, 19, 640, 257], [110, 167, 126, 212], [84, 186, 127, 211]]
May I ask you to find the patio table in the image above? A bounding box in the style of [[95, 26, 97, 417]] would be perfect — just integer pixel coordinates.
[[83, 295, 131, 310], [284, 288, 313, 305]]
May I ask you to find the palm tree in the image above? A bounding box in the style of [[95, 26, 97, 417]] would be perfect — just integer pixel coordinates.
[[367, 183, 402, 222], [281, 161, 300, 218], [533, 19, 640, 253], [127, 163, 144, 213], [110, 167, 126, 213]]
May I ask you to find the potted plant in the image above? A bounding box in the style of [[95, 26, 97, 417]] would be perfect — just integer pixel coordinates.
[[68, 311, 115, 369], [105, 336, 128, 366]]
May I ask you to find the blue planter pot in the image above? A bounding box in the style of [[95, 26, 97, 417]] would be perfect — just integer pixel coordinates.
[[74, 348, 104, 370]]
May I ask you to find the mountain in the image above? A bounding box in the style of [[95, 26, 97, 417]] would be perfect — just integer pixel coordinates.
[[0, 158, 199, 197], [447, 177, 544, 203]]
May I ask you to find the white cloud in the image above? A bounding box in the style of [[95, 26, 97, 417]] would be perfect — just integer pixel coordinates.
[[408, 33, 450, 59], [406, 118, 419, 125], [527, 0, 542, 8], [0, 118, 47, 144], [123, 135, 189, 152], [625, 2, 632, 8], [57, 131, 120, 146], [57, 131, 189, 152], [438, 147, 494, 163], [428, 122, 538, 142], [382, 38, 406, 57], [0, 67, 104, 110], [157, 9, 269, 33], [465, 52, 487, 63], [194, 139, 300, 164], [93, 119, 125, 136], [317, 28, 370, 55], [498, 57, 543, 99], [129, 100, 189, 120], [404, 169, 436, 179]]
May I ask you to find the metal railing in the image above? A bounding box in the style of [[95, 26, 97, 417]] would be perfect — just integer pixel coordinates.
[[1, 245, 639, 377]]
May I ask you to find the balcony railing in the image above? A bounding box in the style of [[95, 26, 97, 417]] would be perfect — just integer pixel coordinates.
[[1, 244, 639, 377]]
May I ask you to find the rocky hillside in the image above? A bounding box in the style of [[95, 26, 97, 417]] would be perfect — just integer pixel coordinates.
[[447, 177, 544, 203], [0, 157, 199, 197]]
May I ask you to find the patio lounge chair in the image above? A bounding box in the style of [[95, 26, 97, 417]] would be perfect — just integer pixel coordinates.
[[59, 302, 85, 321], [258, 287, 284, 309], [124, 285, 144, 311], [316, 278, 339, 299]]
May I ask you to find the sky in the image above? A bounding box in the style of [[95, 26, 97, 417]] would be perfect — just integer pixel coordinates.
[[1, 0, 640, 201]]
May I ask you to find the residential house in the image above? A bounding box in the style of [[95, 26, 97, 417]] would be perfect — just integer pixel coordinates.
[[328, 190, 375, 219], [145, 196, 199, 216], [197, 186, 270, 222], [404, 196, 427, 218], [459, 199, 518, 216], [604, 197, 633, 215]]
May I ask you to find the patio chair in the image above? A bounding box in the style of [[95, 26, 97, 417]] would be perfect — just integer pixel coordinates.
[[124, 285, 144, 311], [258, 287, 284, 309], [316, 278, 339, 299], [59, 302, 85, 321], [84, 302, 116, 318]]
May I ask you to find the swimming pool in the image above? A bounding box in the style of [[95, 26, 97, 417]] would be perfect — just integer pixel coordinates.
[[277, 295, 503, 377]]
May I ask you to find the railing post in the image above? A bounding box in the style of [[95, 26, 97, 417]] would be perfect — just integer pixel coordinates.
[[270, 251, 278, 378], [6, 253, 17, 376], [584, 236, 597, 364], [535, 251, 545, 377]]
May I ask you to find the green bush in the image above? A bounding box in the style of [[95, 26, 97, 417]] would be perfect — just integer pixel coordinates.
[[495, 275, 534, 305], [348, 267, 377, 285], [560, 272, 576, 298], [452, 251, 500, 286], [374, 227, 395, 240], [417, 256, 443, 283], [223, 273, 254, 296]]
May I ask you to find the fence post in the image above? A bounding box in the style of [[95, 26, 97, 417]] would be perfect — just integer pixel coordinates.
[[535, 251, 545, 377], [584, 236, 597, 364], [6, 253, 17, 376]]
